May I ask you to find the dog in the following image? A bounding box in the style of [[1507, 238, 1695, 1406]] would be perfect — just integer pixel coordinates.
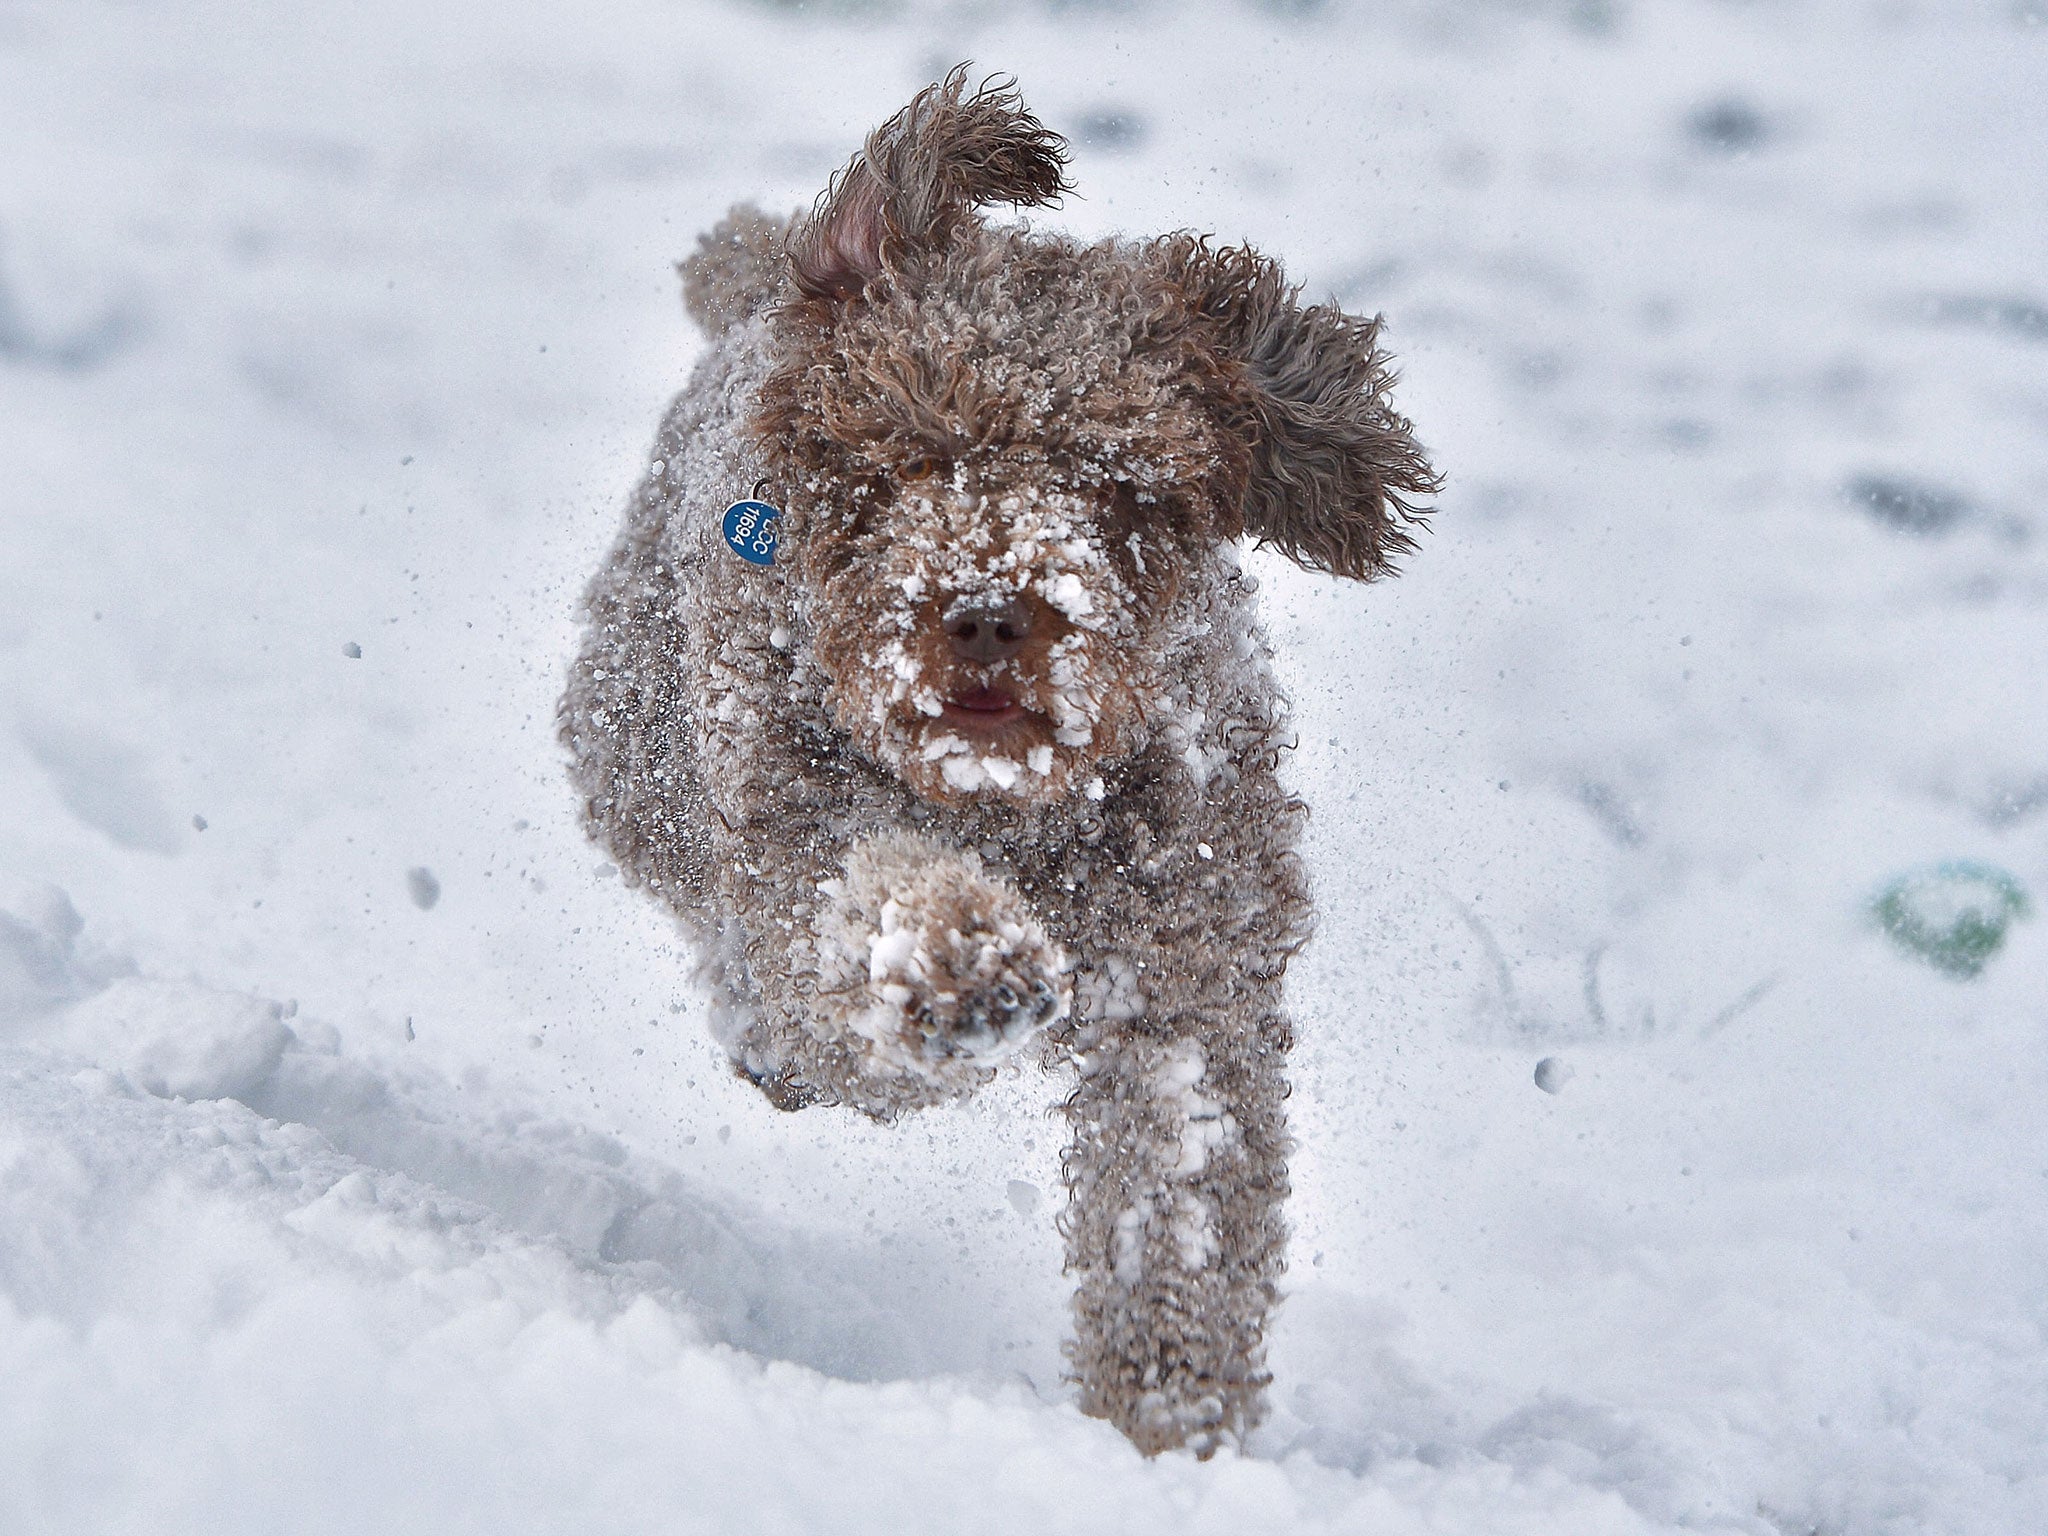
[[560, 69, 1438, 1457]]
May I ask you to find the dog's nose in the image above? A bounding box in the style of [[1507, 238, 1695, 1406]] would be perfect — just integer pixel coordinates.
[[945, 602, 1031, 664]]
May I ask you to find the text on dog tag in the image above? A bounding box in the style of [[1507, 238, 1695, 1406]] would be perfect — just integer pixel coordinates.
[[722, 500, 782, 565]]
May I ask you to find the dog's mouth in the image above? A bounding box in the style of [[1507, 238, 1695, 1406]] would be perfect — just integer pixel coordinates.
[[910, 677, 1067, 797], [939, 686, 1027, 732]]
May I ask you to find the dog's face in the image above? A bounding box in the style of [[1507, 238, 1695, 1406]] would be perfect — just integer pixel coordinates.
[[754, 71, 1439, 808], [765, 245, 1241, 804]]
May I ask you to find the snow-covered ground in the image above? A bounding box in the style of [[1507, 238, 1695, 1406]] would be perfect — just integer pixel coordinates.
[[3, 1, 2044, 1530]]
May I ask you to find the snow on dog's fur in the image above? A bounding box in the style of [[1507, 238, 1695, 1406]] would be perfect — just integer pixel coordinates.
[[561, 69, 1438, 1457]]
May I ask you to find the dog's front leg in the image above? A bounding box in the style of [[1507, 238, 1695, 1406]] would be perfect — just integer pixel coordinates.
[[729, 829, 1070, 1120], [1061, 1001, 1292, 1457]]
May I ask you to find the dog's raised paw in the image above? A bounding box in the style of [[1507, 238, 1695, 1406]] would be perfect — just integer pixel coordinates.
[[881, 911, 1065, 1069], [821, 831, 1070, 1084]]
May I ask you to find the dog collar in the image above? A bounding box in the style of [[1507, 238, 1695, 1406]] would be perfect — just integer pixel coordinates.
[[722, 498, 783, 565]]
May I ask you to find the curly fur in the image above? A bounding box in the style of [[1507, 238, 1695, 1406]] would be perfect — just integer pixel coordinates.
[[560, 69, 1438, 1457]]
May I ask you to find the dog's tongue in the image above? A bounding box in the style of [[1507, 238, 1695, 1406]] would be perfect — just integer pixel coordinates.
[[949, 687, 1016, 712]]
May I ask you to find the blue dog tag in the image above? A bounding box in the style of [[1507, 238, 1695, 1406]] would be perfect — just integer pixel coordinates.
[[722, 500, 782, 565]]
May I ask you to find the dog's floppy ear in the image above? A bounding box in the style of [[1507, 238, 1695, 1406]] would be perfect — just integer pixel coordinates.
[[679, 204, 793, 336], [1158, 237, 1441, 581], [788, 66, 1071, 302]]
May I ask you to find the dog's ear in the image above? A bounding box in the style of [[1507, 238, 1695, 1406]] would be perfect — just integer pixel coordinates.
[[787, 66, 1071, 303], [1157, 237, 1441, 581], [679, 204, 793, 336]]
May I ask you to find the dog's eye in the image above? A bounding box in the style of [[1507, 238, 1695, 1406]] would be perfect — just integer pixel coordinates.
[[897, 455, 945, 485]]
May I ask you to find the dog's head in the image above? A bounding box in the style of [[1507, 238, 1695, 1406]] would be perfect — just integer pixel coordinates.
[[752, 69, 1439, 806]]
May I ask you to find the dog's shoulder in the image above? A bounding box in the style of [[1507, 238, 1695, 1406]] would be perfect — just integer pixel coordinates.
[[679, 203, 792, 338]]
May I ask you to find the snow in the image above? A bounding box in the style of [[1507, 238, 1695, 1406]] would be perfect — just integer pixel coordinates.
[[2, 0, 2045, 1532]]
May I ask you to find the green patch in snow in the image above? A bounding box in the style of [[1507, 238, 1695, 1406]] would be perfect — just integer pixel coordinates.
[[1872, 862, 2031, 980]]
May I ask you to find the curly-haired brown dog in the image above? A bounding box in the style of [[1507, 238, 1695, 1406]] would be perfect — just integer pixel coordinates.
[[561, 70, 1438, 1457]]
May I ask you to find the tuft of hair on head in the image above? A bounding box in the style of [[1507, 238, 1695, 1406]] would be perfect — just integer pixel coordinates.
[[786, 65, 1074, 304], [1155, 236, 1443, 582]]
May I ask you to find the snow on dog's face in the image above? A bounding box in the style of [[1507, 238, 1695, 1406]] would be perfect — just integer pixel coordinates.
[[761, 243, 1239, 805], [753, 72, 1437, 806]]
